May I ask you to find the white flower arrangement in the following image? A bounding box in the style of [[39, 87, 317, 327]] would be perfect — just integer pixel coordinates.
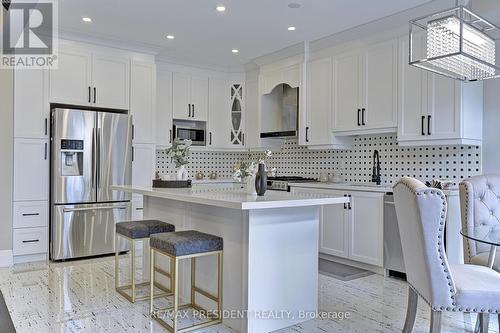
[[166, 138, 192, 168], [233, 150, 276, 181]]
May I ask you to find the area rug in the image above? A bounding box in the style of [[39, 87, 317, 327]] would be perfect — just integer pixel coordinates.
[[319, 259, 373, 281], [0, 290, 15, 333]]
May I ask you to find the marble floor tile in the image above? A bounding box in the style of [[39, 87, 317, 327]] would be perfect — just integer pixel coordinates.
[[0, 256, 497, 333]]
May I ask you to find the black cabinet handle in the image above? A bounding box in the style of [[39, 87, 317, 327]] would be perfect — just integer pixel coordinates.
[[131, 124, 135, 140], [209, 132, 212, 145], [348, 194, 352, 210], [357, 109, 361, 126], [305, 127, 310, 142], [421, 116, 426, 135], [131, 146, 134, 162], [361, 108, 366, 126], [88, 86, 91, 103], [192, 104, 195, 117], [427, 115, 431, 135], [169, 129, 172, 143], [22, 213, 40, 217], [22, 239, 39, 243], [44, 118, 48, 136], [188, 104, 191, 117], [242, 133, 245, 145], [343, 194, 348, 209], [135, 207, 143, 211], [44, 142, 47, 160], [93, 87, 96, 104]]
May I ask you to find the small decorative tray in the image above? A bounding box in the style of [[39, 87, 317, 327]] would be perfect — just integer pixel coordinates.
[[152, 179, 192, 188]]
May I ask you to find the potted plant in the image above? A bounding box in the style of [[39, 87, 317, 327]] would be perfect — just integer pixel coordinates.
[[166, 138, 192, 180], [233, 150, 275, 195]]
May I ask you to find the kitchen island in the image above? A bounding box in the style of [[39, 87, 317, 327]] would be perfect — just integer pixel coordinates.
[[112, 183, 348, 333]]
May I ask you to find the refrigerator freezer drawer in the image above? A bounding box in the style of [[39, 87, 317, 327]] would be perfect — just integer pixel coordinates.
[[13, 227, 48, 256], [51, 202, 131, 260]]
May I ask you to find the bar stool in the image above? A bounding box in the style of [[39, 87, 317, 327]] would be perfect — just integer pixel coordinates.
[[115, 220, 175, 303], [149, 230, 223, 333]]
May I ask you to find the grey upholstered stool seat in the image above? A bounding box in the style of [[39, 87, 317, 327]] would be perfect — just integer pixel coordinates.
[[116, 220, 175, 239], [149, 230, 223, 332], [150, 230, 223, 256]]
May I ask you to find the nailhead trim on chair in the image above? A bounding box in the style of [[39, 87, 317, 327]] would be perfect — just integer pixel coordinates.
[[397, 178, 500, 314], [459, 182, 474, 263]]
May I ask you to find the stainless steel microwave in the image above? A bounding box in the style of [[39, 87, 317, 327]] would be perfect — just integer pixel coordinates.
[[173, 124, 206, 146]]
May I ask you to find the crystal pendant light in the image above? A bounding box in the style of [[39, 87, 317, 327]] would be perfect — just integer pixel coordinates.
[[409, 4, 500, 81]]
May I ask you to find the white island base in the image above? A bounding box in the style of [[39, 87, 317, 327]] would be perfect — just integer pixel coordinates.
[[113, 185, 348, 333]]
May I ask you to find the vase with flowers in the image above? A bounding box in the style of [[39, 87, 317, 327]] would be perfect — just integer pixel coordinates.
[[166, 138, 192, 180], [233, 150, 276, 195]]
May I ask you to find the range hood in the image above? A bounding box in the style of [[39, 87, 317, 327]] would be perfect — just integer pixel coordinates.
[[260, 83, 299, 139]]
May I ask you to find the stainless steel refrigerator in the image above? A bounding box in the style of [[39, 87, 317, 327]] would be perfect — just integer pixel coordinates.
[[50, 108, 132, 260]]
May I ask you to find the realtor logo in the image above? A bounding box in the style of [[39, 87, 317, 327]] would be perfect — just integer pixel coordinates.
[[1, 0, 58, 68]]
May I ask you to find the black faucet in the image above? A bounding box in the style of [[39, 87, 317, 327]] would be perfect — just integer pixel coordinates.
[[372, 150, 381, 185]]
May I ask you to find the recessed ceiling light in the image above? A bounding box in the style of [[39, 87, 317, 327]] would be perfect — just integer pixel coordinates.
[[166, 34, 175, 40], [232, 49, 239, 54], [288, 3, 301, 9], [82, 17, 92, 23], [288, 26, 296, 31], [216, 5, 226, 12]]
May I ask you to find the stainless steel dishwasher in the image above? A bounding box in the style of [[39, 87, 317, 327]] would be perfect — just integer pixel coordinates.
[[383, 193, 406, 275]]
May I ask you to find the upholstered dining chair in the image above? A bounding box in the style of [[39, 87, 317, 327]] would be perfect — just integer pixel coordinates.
[[460, 175, 500, 271], [394, 177, 500, 333]]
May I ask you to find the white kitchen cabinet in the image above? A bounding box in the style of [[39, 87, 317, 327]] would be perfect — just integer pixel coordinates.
[[92, 53, 130, 109], [50, 48, 130, 110], [305, 57, 333, 145], [49, 48, 92, 105], [13, 201, 48, 229], [349, 191, 384, 266], [131, 61, 156, 143], [333, 39, 398, 134], [291, 187, 383, 267], [208, 78, 231, 148], [13, 138, 49, 202], [245, 78, 260, 149], [14, 69, 49, 139], [132, 143, 156, 199], [13, 227, 48, 256], [131, 197, 144, 220], [172, 72, 208, 121], [398, 37, 483, 146], [156, 70, 173, 147]]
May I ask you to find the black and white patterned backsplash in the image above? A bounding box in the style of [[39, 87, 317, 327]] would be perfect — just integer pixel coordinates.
[[156, 134, 482, 185]]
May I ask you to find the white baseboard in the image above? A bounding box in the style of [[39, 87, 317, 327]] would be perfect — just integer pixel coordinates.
[[319, 253, 385, 275], [0, 250, 13, 267], [13, 253, 47, 264]]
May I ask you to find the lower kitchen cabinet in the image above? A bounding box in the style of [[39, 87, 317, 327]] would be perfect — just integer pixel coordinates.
[[291, 187, 384, 267], [131, 197, 144, 220], [132, 143, 156, 201], [14, 138, 49, 201]]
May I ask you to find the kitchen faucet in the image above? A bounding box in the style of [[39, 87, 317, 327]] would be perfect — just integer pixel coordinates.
[[372, 150, 381, 185]]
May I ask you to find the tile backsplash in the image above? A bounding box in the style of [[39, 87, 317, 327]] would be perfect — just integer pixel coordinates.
[[156, 134, 482, 185]]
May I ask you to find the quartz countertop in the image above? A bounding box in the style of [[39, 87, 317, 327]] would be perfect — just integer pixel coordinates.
[[112, 184, 349, 210], [289, 182, 459, 195]]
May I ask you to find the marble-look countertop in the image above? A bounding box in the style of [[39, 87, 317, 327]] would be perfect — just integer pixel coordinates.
[[289, 182, 459, 195], [112, 184, 349, 210]]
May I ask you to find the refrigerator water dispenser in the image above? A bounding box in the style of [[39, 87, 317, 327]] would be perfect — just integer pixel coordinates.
[[60, 139, 84, 176]]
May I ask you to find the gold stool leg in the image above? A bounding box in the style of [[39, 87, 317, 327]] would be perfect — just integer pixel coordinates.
[[131, 239, 136, 302], [173, 257, 179, 333], [150, 247, 155, 315], [217, 252, 223, 321], [191, 257, 196, 306], [115, 235, 119, 289]]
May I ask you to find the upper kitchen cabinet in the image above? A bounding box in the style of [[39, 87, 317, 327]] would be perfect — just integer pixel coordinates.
[[91, 53, 130, 109], [305, 57, 333, 146], [14, 69, 49, 139], [130, 61, 156, 143], [172, 72, 208, 121], [333, 39, 398, 134], [208, 78, 230, 148], [398, 37, 483, 146], [49, 47, 130, 110], [156, 70, 173, 147], [49, 48, 92, 106]]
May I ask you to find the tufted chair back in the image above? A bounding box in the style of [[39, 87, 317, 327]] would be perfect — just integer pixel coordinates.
[[394, 177, 455, 309], [460, 174, 500, 262]]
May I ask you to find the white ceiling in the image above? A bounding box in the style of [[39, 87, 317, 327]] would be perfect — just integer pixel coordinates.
[[57, 0, 439, 70]]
